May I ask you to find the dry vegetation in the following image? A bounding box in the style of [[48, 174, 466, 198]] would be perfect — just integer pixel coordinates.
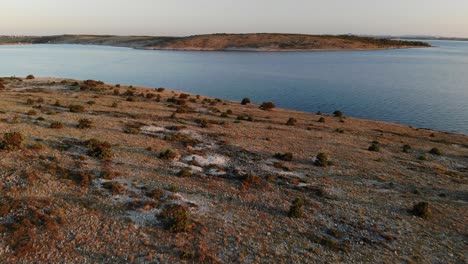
[[0, 76, 466, 263]]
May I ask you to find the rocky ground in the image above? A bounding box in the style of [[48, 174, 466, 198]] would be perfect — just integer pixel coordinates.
[[0, 76, 466, 263]]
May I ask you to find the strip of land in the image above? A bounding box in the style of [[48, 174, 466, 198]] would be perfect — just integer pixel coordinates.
[[0, 33, 431, 51], [0, 76, 466, 263]]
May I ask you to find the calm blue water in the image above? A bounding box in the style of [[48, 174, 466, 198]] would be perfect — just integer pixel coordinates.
[[1, 41, 467, 134]]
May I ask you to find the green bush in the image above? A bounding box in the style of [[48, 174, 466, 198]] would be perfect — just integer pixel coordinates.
[[333, 110, 343, 117], [410, 201, 431, 219]]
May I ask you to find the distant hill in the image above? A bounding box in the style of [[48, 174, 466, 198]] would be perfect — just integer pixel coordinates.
[[0, 33, 430, 51]]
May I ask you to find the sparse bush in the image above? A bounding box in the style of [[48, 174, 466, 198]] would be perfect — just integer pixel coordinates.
[[429, 148, 442, 155], [410, 201, 431, 219], [179, 93, 190, 99], [85, 139, 113, 160], [241, 172, 261, 190], [315, 153, 330, 167], [259, 102, 276, 111], [69, 104, 85, 113], [241, 98, 251, 105], [274, 152, 293, 161], [286, 118, 297, 126], [111, 102, 118, 108], [77, 118, 93, 129], [26, 74, 35, 80], [157, 88, 165, 92], [160, 204, 192, 232], [53, 100, 61, 107], [1, 132, 24, 150], [318, 117, 325, 123], [126, 96, 136, 102], [418, 154, 428, 161], [50, 121, 64, 129], [288, 198, 304, 218], [333, 110, 343, 117], [86, 101, 95, 105], [335, 128, 344, 133], [26, 98, 35, 105]]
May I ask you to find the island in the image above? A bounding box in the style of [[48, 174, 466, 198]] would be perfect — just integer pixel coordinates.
[[0, 76, 465, 263], [0, 33, 431, 51]]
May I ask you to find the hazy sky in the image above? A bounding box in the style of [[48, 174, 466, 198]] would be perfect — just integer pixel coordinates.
[[1, 0, 467, 37]]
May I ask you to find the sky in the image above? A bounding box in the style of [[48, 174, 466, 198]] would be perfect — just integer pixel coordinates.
[[1, 0, 467, 37]]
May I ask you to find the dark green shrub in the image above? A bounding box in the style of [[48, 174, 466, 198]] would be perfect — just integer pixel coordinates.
[[274, 152, 293, 161], [402, 144, 412, 153], [157, 88, 165, 92], [26, 74, 35, 80], [241, 98, 251, 105], [368, 142, 380, 152], [315, 153, 329, 167], [333, 110, 343, 117], [259, 102, 276, 111], [410, 201, 431, 219], [288, 198, 304, 218], [159, 149, 178, 160], [429, 148, 442, 155]]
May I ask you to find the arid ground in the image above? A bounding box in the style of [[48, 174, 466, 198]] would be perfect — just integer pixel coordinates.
[[0, 77, 466, 263]]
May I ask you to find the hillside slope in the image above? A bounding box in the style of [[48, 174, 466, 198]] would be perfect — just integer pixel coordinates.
[[0, 76, 465, 263]]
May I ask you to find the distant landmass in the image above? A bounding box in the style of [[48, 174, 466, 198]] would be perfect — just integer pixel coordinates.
[[0, 33, 430, 51]]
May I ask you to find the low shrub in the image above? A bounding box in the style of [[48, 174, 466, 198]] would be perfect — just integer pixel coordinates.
[[333, 110, 343, 117], [159, 149, 178, 160], [27, 110, 37, 116], [314, 153, 330, 167], [259, 102, 276, 111], [157, 88, 165, 92], [160, 204, 192, 232], [77, 118, 93, 129], [429, 148, 442, 155], [26, 98, 35, 105], [368, 142, 380, 152], [241, 98, 251, 105], [50, 121, 64, 129], [1, 132, 24, 150], [178, 168, 193, 178], [286, 118, 297, 126], [69, 104, 85, 113], [402, 144, 412, 153], [26, 74, 35, 80], [85, 139, 113, 160], [410, 201, 431, 219], [318, 117, 325, 123], [274, 152, 293, 161], [288, 198, 304, 218]]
